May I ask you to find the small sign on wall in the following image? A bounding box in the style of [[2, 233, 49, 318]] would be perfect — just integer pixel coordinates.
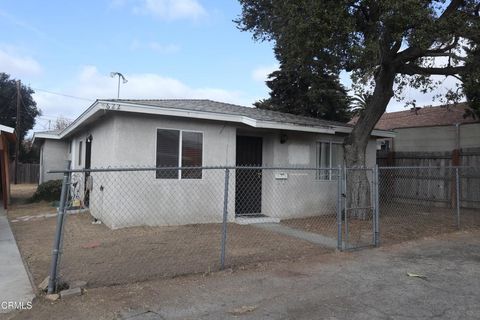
[[275, 172, 288, 180]]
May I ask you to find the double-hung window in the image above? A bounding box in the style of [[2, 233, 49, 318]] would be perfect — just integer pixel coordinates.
[[316, 141, 343, 180], [156, 129, 203, 179]]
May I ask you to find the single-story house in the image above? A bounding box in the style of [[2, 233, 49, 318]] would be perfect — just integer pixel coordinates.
[[34, 99, 393, 228], [0, 124, 16, 209], [355, 103, 480, 153]]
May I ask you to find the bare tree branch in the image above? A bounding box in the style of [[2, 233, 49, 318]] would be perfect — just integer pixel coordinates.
[[398, 64, 466, 76], [424, 51, 466, 61], [394, 1, 464, 63]]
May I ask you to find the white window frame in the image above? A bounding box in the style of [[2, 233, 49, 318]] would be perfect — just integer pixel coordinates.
[[155, 128, 204, 180], [316, 140, 343, 180]]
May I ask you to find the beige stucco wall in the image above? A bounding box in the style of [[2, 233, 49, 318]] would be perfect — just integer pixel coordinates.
[[258, 131, 376, 219], [46, 112, 378, 229], [39, 139, 69, 184], [83, 113, 236, 228], [392, 123, 480, 152]]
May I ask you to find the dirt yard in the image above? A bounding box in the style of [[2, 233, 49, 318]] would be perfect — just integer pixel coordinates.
[[282, 204, 480, 247], [3, 230, 480, 320], [8, 185, 331, 289], [8, 184, 480, 291]]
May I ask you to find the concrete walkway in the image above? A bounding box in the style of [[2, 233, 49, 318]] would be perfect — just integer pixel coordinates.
[[253, 222, 339, 248], [0, 205, 35, 313]]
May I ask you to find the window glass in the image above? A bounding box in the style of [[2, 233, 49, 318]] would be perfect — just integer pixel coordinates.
[[317, 142, 329, 179], [78, 141, 83, 166], [156, 129, 203, 179], [156, 129, 180, 179], [316, 142, 343, 180], [331, 143, 344, 180], [181, 131, 202, 179]]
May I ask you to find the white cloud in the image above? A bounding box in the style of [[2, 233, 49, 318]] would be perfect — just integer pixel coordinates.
[[387, 75, 463, 112], [133, 0, 207, 21], [32, 65, 251, 132], [148, 42, 180, 54], [130, 40, 180, 54], [252, 64, 278, 83], [0, 47, 42, 77]]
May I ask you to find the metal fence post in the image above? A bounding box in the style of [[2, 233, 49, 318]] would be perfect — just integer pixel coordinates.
[[456, 167, 460, 228], [343, 167, 348, 250], [336, 166, 343, 251], [47, 161, 71, 294], [220, 168, 230, 269], [374, 165, 380, 247]]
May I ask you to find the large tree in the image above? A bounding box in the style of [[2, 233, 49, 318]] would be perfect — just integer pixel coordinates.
[[255, 63, 352, 122], [237, 0, 480, 214], [0, 73, 41, 141]]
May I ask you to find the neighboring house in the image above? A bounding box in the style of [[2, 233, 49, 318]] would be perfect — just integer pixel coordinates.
[[0, 124, 16, 209], [33, 99, 393, 228], [355, 103, 480, 153], [34, 129, 66, 184]]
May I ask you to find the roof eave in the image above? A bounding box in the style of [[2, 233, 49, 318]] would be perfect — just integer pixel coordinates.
[[32, 132, 62, 144], [333, 125, 396, 138], [50, 99, 393, 139]]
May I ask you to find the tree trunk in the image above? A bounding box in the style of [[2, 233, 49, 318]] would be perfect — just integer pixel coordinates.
[[344, 64, 396, 219]]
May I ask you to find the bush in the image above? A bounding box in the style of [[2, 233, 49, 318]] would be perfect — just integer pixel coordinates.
[[29, 180, 63, 203]]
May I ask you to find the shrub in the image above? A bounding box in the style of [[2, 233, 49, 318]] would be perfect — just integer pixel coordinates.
[[29, 180, 63, 203]]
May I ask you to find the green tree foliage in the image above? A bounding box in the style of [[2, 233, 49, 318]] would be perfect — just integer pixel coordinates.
[[236, 0, 480, 166], [350, 93, 372, 116], [0, 73, 41, 141], [462, 46, 480, 118], [237, 0, 480, 213], [20, 138, 40, 163], [254, 64, 352, 122], [29, 179, 62, 203]]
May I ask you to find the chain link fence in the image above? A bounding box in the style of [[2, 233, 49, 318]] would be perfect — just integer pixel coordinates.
[[48, 166, 342, 291], [46, 165, 480, 292], [378, 166, 480, 245]]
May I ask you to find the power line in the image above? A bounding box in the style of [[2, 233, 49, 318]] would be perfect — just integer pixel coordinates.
[[37, 114, 75, 121], [32, 87, 94, 102]]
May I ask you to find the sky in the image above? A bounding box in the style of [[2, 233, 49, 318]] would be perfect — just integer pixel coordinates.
[[0, 0, 461, 134]]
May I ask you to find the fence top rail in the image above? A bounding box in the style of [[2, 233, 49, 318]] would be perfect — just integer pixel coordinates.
[[378, 166, 477, 170], [48, 166, 344, 174], [48, 165, 479, 174]]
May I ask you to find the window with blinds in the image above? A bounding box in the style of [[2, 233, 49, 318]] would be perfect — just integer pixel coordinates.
[[316, 141, 343, 180], [156, 129, 202, 179]]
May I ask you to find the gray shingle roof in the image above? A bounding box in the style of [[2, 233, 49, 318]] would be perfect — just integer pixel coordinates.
[[112, 99, 352, 129]]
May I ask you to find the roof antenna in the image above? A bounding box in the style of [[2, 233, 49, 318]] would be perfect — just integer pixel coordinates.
[[110, 72, 128, 99]]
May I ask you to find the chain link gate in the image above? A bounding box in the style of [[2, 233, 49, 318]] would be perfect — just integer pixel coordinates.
[[340, 167, 379, 250]]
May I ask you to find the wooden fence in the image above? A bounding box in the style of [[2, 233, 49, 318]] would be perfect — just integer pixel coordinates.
[[9, 162, 40, 184], [378, 148, 480, 209]]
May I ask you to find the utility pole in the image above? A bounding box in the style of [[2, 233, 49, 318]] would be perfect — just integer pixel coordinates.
[[14, 80, 21, 184]]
